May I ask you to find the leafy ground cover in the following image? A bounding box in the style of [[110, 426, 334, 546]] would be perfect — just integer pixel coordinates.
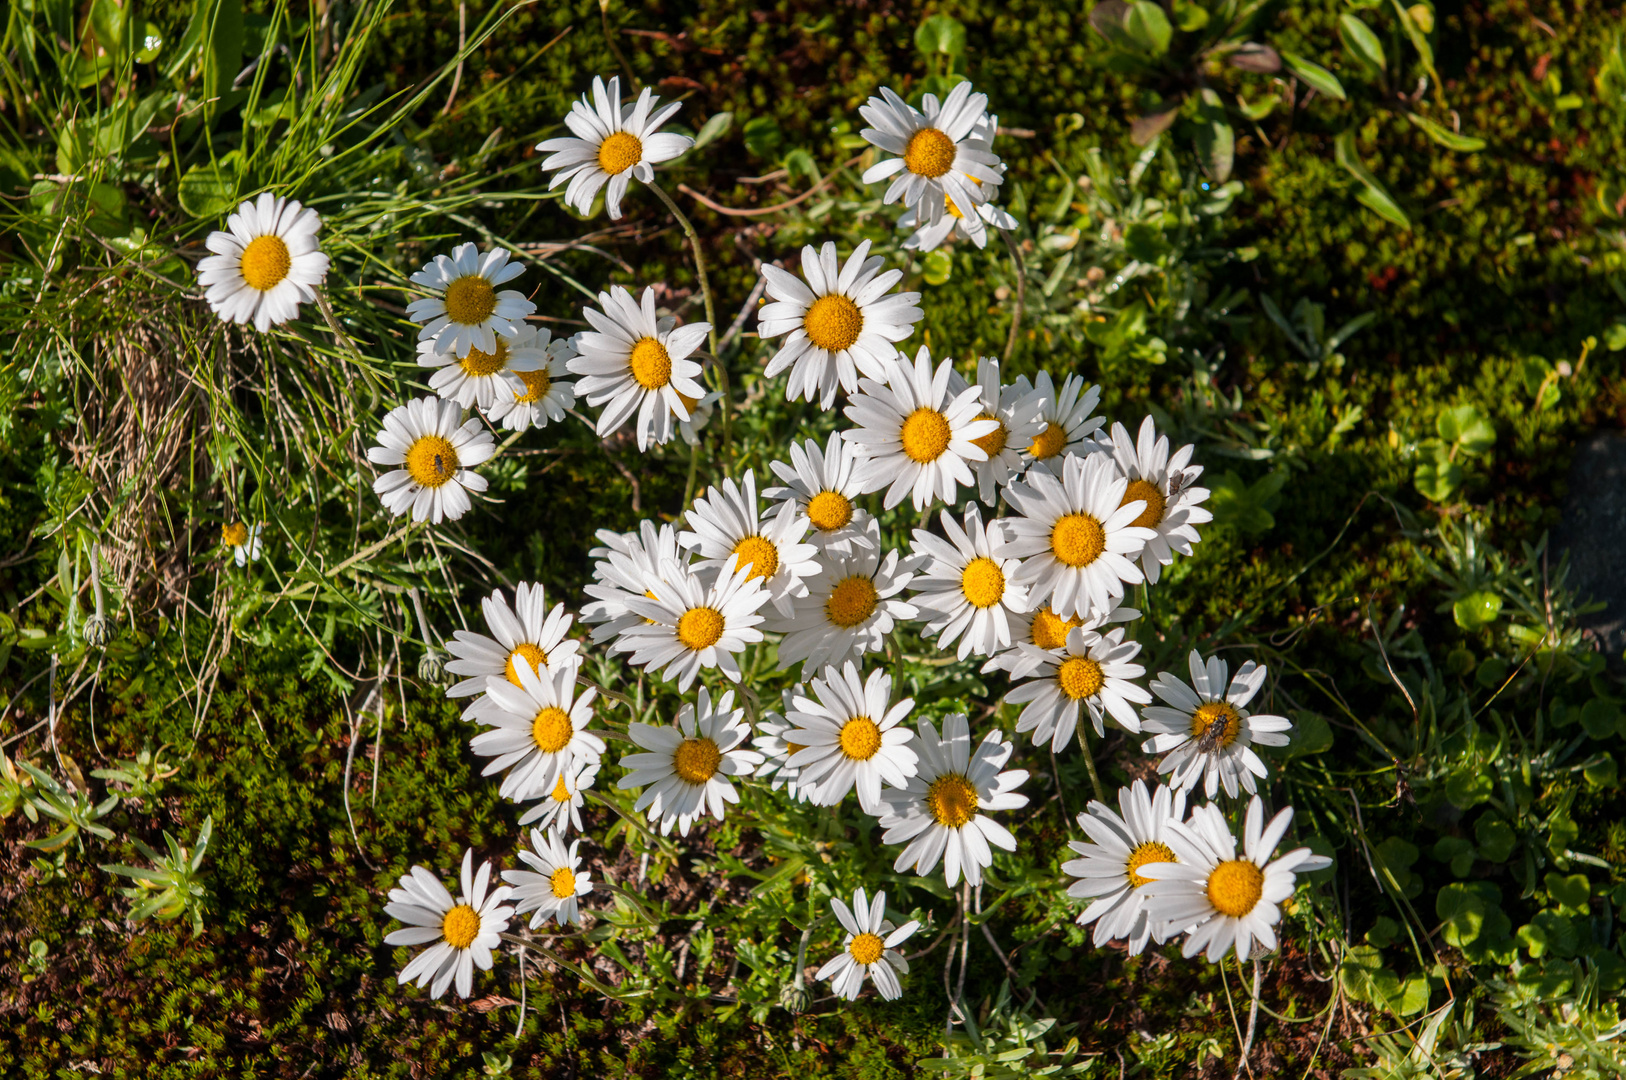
[[2, 0, 1625, 1077]]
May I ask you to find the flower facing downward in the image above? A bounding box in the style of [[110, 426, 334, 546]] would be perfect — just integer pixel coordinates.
[[1096, 416, 1213, 584], [1140, 650, 1294, 799], [485, 327, 579, 434], [518, 759, 599, 836], [222, 522, 263, 567], [784, 662, 918, 813], [467, 662, 606, 803], [908, 504, 1031, 660], [383, 849, 513, 1000], [406, 243, 536, 359], [1005, 624, 1151, 751], [197, 193, 329, 332], [367, 397, 497, 524], [502, 829, 593, 928], [617, 687, 764, 836], [568, 285, 711, 451], [1060, 779, 1186, 955], [614, 557, 770, 691], [537, 76, 693, 219], [859, 83, 1004, 234], [416, 322, 548, 412], [816, 888, 920, 1001], [445, 582, 581, 703]]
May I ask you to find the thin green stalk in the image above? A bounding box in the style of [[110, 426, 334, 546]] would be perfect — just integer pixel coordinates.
[[1078, 723, 1108, 804], [999, 226, 1026, 364]]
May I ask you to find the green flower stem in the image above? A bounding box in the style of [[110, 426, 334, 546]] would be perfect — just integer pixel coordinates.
[[1078, 723, 1108, 805], [998, 226, 1027, 364]]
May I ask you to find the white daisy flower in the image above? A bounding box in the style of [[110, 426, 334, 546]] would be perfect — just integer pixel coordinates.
[[984, 600, 1141, 678], [772, 520, 920, 674], [843, 347, 997, 512], [765, 434, 877, 556], [1140, 651, 1294, 799], [537, 75, 693, 220], [383, 849, 513, 1000], [949, 358, 1046, 507], [859, 82, 1004, 239], [222, 521, 262, 567], [676, 388, 722, 446], [416, 320, 548, 411], [406, 243, 535, 359], [757, 240, 924, 409], [898, 114, 1014, 252], [1096, 417, 1213, 584], [617, 686, 764, 836], [998, 451, 1156, 620], [197, 193, 329, 332], [484, 327, 578, 433], [681, 469, 821, 617], [784, 662, 918, 813], [751, 689, 816, 803], [580, 520, 690, 644], [816, 888, 921, 1001], [613, 557, 770, 691], [908, 504, 1031, 660], [568, 285, 711, 451], [367, 396, 497, 524], [1018, 372, 1104, 473], [877, 713, 1029, 888], [518, 758, 599, 835], [1139, 796, 1332, 962], [1005, 624, 1151, 752], [445, 582, 581, 701], [467, 662, 606, 803], [1061, 779, 1187, 955], [502, 829, 593, 928]]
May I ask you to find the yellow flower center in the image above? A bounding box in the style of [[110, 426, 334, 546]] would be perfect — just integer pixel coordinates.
[[1029, 606, 1083, 651], [1050, 513, 1106, 568], [1057, 656, 1105, 701], [549, 867, 577, 899], [505, 643, 549, 685], [239, 234, 292, 291], [926, 773, 978, 828], [629, 336, 673, 390], [441, 904, 481, 949], [221, 521, 249, 547], [531, 706, 573, 753], [803, 294, 864, 353], [1029, 422, 1068, 461], [405, 435, 459, 488], [1189, 701, 1242, 748], [673, 737, 722, 784], [945, 193, 965, 220], [970, 415, 1007, 458], [784, 741, 806, 757], [677, 391, 701, 413], [807, 490, 853, 532], [676, 606, 725, 650], [443, 275, 497, 326], [458, 338, 509, 377], [838, 716, 882, 761], [825, 576, 878, 628], [960, 557, 1005, 609], [730, 535, 780, 582], [597, 130, 643, 174], [1127, 840, 1176, 888], [1206, 859, 1265, 918], [550, 775, 572, 802], [515, 366, 552, 404], [1120, 479, 1167, 530], [848, 931, 885, 965], [900, 407, 952, 463], [904, 126, 956, 178]]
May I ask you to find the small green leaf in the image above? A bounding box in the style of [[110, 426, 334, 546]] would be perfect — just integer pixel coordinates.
[[1579, 699, 1620, 739], [1452, 590, 1503, 630], [1413, 444, 1461, 502], [689, 112, 733, 152], [1432, 836, 1476, 877], [1583, 754, 1617, 789], [1172, 0, 1209, 31], [1281, 51, 1347, 101], [1335, 131, 1410, 228], [1194, 88, 1234, 183], [921, 250, 953, 286], [1405, 112, 1486, 152], [1123, 2, 1173, 55], [1435, 404, 1495, 454], [1444, 770, 1493, 810], [741, 116, 783, 160], [914, 13, 967, 58], [1338, 14, 1386, 72], [1544, 872, 1590, 915], [1437, 882, 1499, 947], [178, 153, 244, 219], [1474, 814, 1516, 862]]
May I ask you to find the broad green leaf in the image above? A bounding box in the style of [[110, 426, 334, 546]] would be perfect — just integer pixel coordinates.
[[1452, 590, 1502, 630], [1172, 0, 1209, 31], [1584, 754, 1617, 789], [742, 116, 783, 160], [90, 0, 129, 56], [1578, 698, 1620, 739], [1437, 882, 1498, 946], [1335, 131, 1410, 228], [914, 13, 966, 57], [1194, 88, 1234, 183], [1124, 2, 1172, 55], [1413, 446, 1461, 502], [1544, 872, 1590, 915], [1444, 769, 1492, 809], [135, 21, 165, 63], [1435, 404, 1494, 453], [1406, 112, 1486, 151], [1338, 14, 1386, 73], [1473, 813, 1516, 862], [1432, 836, 1476, 877], [177, 152, 244, 219], [1283, 711, 1333, 757], [1282, 51, 1347, 100]]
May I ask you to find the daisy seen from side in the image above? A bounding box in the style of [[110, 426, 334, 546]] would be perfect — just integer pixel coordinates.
[[681, 469, 820, 617], [614, 557, 770, 691], [406, 243, 535, 359], [1061, 779, 1187, 954], [367, 396, 496, 524], [467, 662, 606, 803], [617, 686, 764, 836], [569, 284, 711, 451], [949, 357, 1045, 507], [537, 75, 693, 219], [518, 758, 599, 835], [751, 689, 817, 804], [446, 582, 581, 702], [502, 829, 593, 928], [816, 888, 920, 1001], [485, 326, 579, 432], [908, 504, 1030, 661], [765, 433, 877, 556], [859, 82, 1003, 234], [383, 850, 513, 1000], [1005, 624, 1151, 752], [415, 321, 548, 412], [222, 521, 262, 567], [982, 600, 1140, 678], [772, 520, 920, 674], [197, 193, 329, 332], [1140, 650, 1294, 799], [784, 662, 918, 814], [1096, 416, 1213, 584], [1019, 371, 1104, 473], [580, 520, 689, 644]]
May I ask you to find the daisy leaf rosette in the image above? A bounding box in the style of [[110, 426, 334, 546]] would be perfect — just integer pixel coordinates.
[[816, 887, 920, 1001], [568, 284, 711, 451], [197, 193, 330, 332], [415, 320, 548, 412], [614, 556, 770, 691], [517, 758, 600, 835], [1096, 416, 1213, 584], [877, 713, 1029, 888], [502, 829, 593, 928], [485, 326, 579, 433], [406, 242, 536, 359], [859, 82, 1004, 237], [784, 661, 918, 813], [680, 468, 820, 617], [616, 686, 764, 836], [383, 850, 513, 1000], [948, 357, 1046, 507], [537, 75, 692, 219], [367, 396, 496, 525], [764, 434, 878, 556], [983, 599, 1140, 678], [467, 661, 606, 803], [843, 347, 998, 512], [908, 504, 1031, 661], [1016, 371, 1105, 472], [1140, 650, 1294, 799], [445, 582, 581, 702], [1138, 796, 1332, 962], [771, 518, 921, 673], [758, 240, 923, 409], [998, 450, 1156, 621], [1061, 779, 1187, 955], [580, 520, 691, 644], [1005, 623, 1151, 751]]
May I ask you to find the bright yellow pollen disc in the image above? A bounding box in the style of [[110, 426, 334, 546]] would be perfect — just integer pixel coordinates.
[[443, 275, 497, 326], [405, 435, 459, 488], [676, 606, 725, 650], [926, 773, 978, 828], [1127, 840, 1176, 888], [825, 576, 879, 628], [1057, 655, 1105, 701], [1190, 701, 1241, 747], [550, 775, 572, 802], [848, 932, 885, 965], [597, 130, 643, 174], [838, 716, 882, 761], [803, 294, 864, 353], [629, 337, 673, 390], [221, 521, 249, 547], [1051, 513, 1106, 568], [239, 234, 292, 291], [1029, 423, 1067, 460], [673, 737, 722, 783], [531, 706, 573, 753], [1120, 479, 1167, 530], [904, 127, 956, 178], [731, 535, 779, 581], [458, 338, 509, 377], [1029, 607, 1083, 651], [1207, 859, 1264, 917], [515, 366, 552, 404], [970, 415, 1007, 458], [441, 904, 481, 949], [807, 490, 853, 532], [900, 407, 952, 464], [960, 557, 1005, 608], [505, 642, 549, 685], [549, 867, 577, 899]]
